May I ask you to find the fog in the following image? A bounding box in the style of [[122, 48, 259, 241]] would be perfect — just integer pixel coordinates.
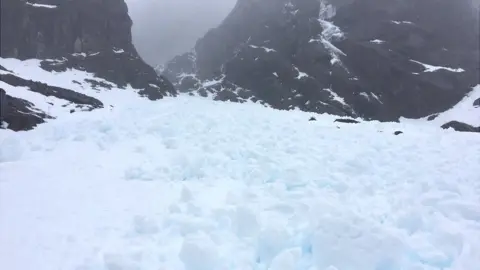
[[125, 0, 236, 67]]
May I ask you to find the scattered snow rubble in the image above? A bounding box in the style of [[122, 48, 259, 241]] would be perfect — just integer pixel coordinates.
[[1, 94, 479, 270]]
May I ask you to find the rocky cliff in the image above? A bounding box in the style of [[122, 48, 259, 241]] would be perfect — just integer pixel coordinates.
[[0, 0, 176, 131], [163, 0, 479, 122]]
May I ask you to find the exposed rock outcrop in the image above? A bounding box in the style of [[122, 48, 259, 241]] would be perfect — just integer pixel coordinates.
[[441, 121, 480, 133], [0, 0, 176, 131], [163, 0, 479, 122], [474, 98, 480, 107], [334, 118, 360, 124]]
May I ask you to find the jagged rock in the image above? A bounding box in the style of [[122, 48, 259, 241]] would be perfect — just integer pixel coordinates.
[[441, 121, 480, 133], [334, 118, 360, 124], [1, 87, 52, 131], [163, 0, 479, 122], [0, 0, 176, 131]]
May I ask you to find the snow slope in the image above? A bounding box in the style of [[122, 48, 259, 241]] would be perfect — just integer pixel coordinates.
[[0, 57, 139, 111], [432, 85, 480, 126], [1, 95, 479, 270]]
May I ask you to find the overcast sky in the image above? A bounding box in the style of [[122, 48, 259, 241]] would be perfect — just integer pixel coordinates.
[[125, 0, 236, 67]]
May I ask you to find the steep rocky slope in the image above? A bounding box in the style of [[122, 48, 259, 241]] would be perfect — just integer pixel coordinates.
[[163, 0, 479, 123], [0, 0, 176, 131]]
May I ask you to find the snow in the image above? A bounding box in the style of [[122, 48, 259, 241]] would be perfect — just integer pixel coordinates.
[[294, 66, 309, 79], [113, 49, 125, 54], [432, 84, 480, 126], [1, 53, 480, 270], [1, 94, 479, 270], [202, 76, 224, 88], [154, 64, 165, 74], [323, 88, 348, 107], [410, 60, 465, 73], [370, 39, 385, 44], [311, 1, 347, 66], [359, 92, 370, 100], [249, 45, 277, 53], [26, 2, 57, 8], [72, 53, 87, 57], [0, 80, 76, 117], [177, 72, 198, 85], [391, 20, 414, 25], [370, 92, 383, 104], [359, 92, 383, 104], [317, 20, 347, 65]]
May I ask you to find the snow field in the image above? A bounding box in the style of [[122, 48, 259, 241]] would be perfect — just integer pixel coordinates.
[[0, 95, 479, 270]]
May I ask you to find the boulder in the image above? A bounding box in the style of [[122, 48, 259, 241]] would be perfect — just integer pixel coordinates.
[[441, 121, 480, 133]]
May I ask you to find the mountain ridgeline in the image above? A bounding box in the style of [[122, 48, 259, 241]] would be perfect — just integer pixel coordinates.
[[163, 0, 479, 122]]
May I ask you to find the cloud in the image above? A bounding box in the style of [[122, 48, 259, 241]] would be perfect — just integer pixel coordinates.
[[125, 0, 236, 66]]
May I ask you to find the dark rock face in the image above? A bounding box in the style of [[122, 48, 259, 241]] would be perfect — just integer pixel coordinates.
[[0, 0, 176, 131], [394, 131, 403, 135], [163, 0, 479, 122], [441, 121, 480, 133], [1, 0, 134, 59]]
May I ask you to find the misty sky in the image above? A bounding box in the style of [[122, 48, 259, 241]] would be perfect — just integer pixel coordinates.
[[125, 0, 236, 67]]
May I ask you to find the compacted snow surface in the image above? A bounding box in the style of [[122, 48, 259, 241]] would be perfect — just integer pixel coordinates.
[[1, 95, 480, 270]]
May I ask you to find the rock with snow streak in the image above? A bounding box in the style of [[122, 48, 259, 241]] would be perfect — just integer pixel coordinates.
[[0, 73, 103, 108], [163, 0, 479, 122], [0, 0, 176, 131], [40, 51, 175, 100], [0, 68, 104, 131]]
